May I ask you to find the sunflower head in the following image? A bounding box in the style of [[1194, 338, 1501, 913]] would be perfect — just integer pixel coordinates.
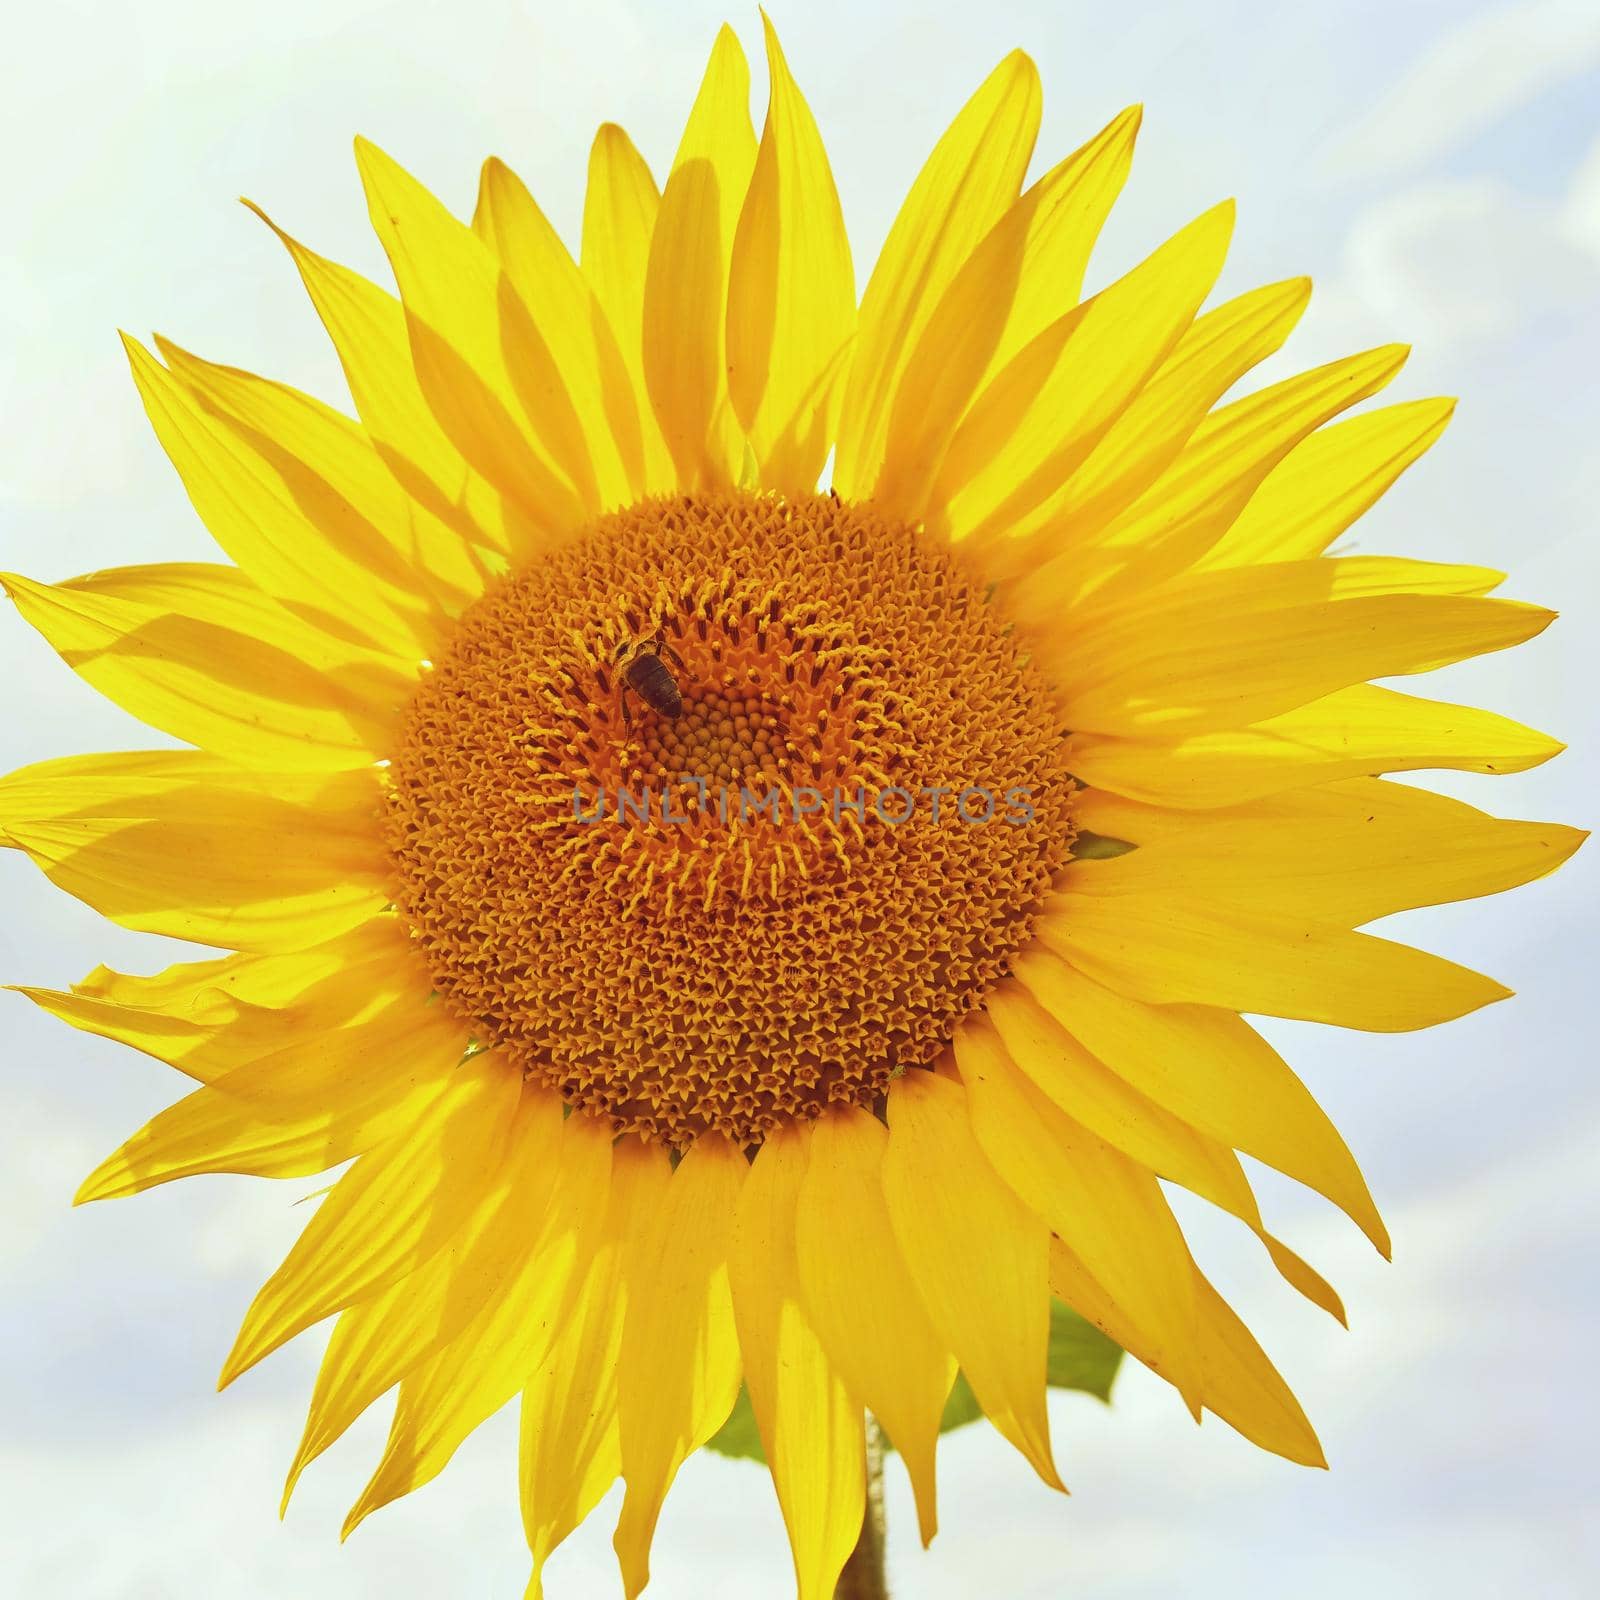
[[387, 487, 1075, 1146], [2, 15, 1582, 1600]]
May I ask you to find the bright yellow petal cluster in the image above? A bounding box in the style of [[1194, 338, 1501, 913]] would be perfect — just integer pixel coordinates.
[[2, 19, 1583, 1600]]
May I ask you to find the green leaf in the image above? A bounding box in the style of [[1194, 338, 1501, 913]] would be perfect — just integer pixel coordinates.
[[1070, 830, 1137, 861], [704, 1383, 766, 1462], [1045, 1299, 1122, 1402], [703, 1302, 1123, 1464], [938, 1302, 1122, 1437]]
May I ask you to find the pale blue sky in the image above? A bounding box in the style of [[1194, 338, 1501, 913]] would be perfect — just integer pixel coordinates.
[[2, 2, 1597, 1596]]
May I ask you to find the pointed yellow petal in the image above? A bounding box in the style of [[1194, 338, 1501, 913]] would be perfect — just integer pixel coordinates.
[[1038, 893, 1510, 1030], [473, 157, 642, 507], [281, 1084, 569, 1510], [976, 985, 1348, 1322], [1042, 558, 1554, 736], [729, 1123, 865, 1600], [883, 1070, 1062, 1491], [344, 1110, 613, 1536], [14, 982, 224, 1080], [0, 751, 390, 952], [613, 1135, 745, 1598], [1186, 1271, 1327, 1465], [68, 947, 288, 1011], [155, 336, 489, 626], [581, 123, 675, 493], [354, 137, 587, 542], [520, 1134, 652, 1596], [1070, 343, 1413, 601], [1202, 396, 1457, 569], [20, 922, 428, 1087], [245, 201, 523, 562], [1068, 682, 1566, 808], [642, 25, 758, 489], [1014, 949, 1387, 1252], [874, 105, 1145, 522], [220, 1053, 522, 1386], [834, 51, 1042, 496], [1049, 1241, 1324, 1467], [726, 15, 855, 494], [1070, 776, 1586, 927], [122, 334, 438, 661], [2, 564, 405, 770], [931, 202, 1234, 540], [283, 1288, 419, 1516], [976, 276, 1310, 579], [795, 1108, 953, 1547], [977, 106, 1141, 379], [955, 1014, 1200, 1401], [75, 964, 466, 1203]]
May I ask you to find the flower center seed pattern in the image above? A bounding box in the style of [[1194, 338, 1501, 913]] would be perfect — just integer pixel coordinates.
[[386, 490, 1076, 1145]]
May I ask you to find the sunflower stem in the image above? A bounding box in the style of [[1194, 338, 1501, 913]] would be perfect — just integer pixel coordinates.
[[835, 1413, 889, 1600]]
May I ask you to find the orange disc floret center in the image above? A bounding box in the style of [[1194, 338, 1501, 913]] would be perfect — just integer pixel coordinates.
[[385, 490, 1076, 1146]]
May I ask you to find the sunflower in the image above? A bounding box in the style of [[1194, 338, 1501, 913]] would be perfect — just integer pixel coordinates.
[[2, 17, 1583, 1599]]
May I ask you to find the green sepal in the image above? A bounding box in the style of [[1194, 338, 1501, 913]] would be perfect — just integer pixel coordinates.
[[1070, 831, 1137, 860]]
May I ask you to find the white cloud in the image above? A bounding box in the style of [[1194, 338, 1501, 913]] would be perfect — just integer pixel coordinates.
[[1329, 0, 1600, 181], [1340, 177, 1599, 343], [1560, 127, 1600, 255]]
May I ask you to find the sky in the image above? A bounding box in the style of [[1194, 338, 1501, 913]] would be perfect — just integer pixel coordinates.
[[2, 0, 1598, 1595]]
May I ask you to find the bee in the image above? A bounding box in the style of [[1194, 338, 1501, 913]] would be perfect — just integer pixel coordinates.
[[615, 629, 688, 727]]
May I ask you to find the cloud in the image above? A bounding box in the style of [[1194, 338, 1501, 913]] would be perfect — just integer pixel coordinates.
[[1328, 0, 1600, 181], [1339, 176, 1599, 343]]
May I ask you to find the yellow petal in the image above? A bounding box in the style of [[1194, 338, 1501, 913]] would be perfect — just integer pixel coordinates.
[[245, 201, 524, 561], [344, 1109, 613, 1537], [220, 1053, 522, 1387], [72, 919, 394, 1014], [354, 137, 588, 542], [123, 334, 442, 661], [473, 157, 643, 507], [1049, 1241, 1324, 1467], [883, 1069, 1062, 1491], [977, 107, 1141, 380], [0, 750, 390, 953], [977, 276, 1310, 580], [642, 24, 758, 489], [14, 982, 225, 1080], [1069, 343, 1412, 602], [69, 948, 282, 1011], [1201, 396, 1457, 569], [1068, 682, 1566, 808], [795, 1108, 953, 1547], [730, 1123, 865, 1600], [1070, 776, 1586, 927], [834, 51, 1042, 497], [930, 202, 1234, 541], [974, 986, 1346, 1323], [18, 920, 422, 1086], [280, 1083, 567, 1511], [955, 1013, 1200, 1401], [155, 336, 490, 626], [613, 1134, 745, 1598], [1038, 893, 1510, 1030], [520, 1134, 653, 1597], [1041, 558, 1554, 736], [581, 123, 675, 493], [75, 959, 466, 1202], [873, 107, 1141, 521], [2, 564, 405, 771], [726, 15, 855, 495], [1013, 949, 1387, 1252]]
